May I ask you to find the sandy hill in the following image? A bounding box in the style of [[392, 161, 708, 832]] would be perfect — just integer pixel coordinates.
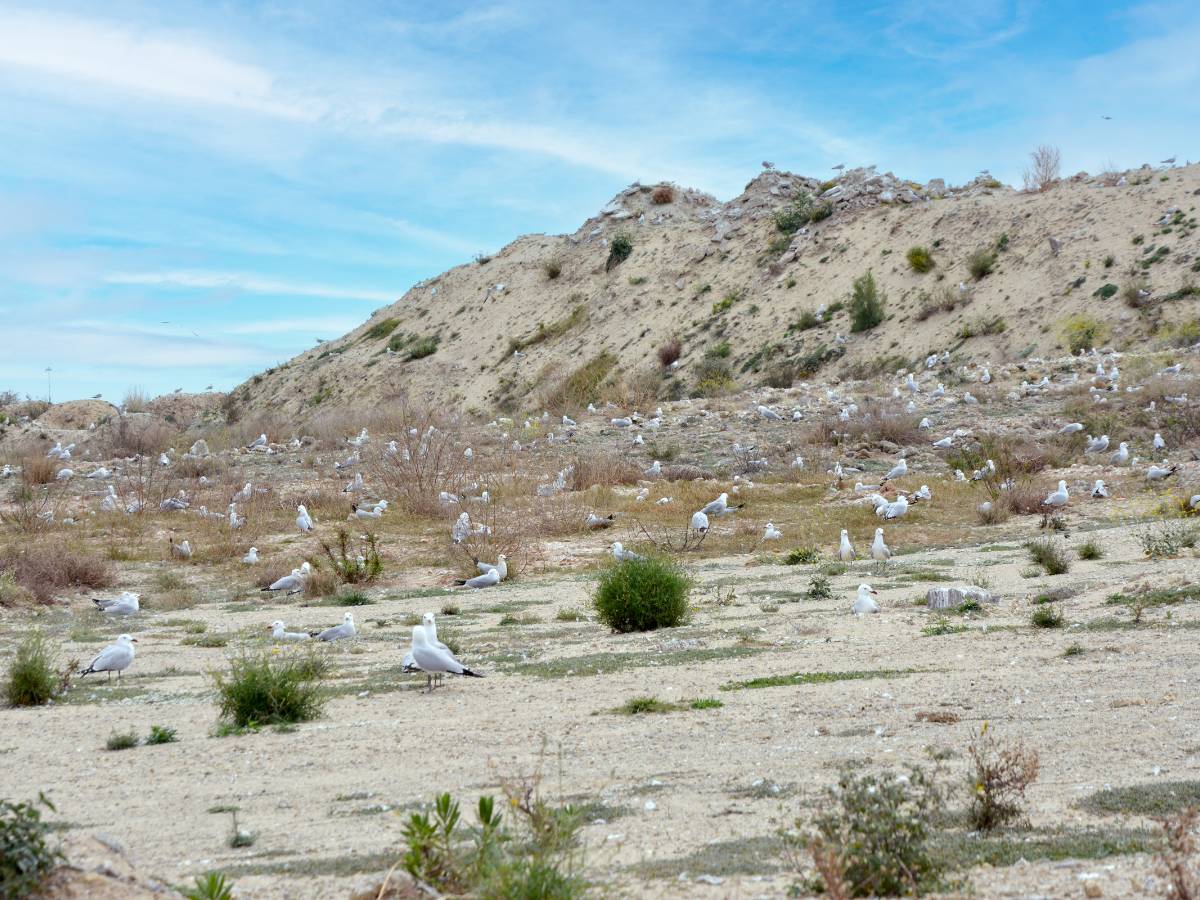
[[230, 162, 1200, 419]]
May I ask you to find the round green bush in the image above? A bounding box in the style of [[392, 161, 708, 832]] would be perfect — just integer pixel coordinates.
[[593, 557, 691, 633]]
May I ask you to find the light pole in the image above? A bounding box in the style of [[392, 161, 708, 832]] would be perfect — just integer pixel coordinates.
[[45, 367, 52, 404]]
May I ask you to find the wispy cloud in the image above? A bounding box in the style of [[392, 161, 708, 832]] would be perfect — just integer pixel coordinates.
[[104, 270, 394, 303], [222, 316, 362, 336]]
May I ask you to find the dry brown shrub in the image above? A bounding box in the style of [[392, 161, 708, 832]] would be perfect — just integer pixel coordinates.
[[807, 836, 850, 900], [662, 463, 707, 481], [101, 415, 177, 457], [1158, 806, 1199, 900], [1004, 481, 1048, 516], [966, 723, 1040, 831], [657, 337, 682, 367], [1022, 144, 1061, 192], [449, 503, 545, 578], [20, 455, 57, 486], [365, 403, 474, 515], [0, 541, 113, 603], [915, 710, 960, 724], [832, 403, 922, 448], [570, 453, 641, 490], [650, 184, 675, 204]]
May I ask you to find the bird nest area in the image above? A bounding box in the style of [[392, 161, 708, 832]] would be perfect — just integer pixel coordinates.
[[1, 359, 1199, 898]]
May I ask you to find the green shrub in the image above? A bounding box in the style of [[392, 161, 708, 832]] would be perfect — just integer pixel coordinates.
[[849, 271, 886, 333], [5, 631, 64, 708], [1077, 539, 1103, 560], [797, 767, 943, 897], [966, 723, 1040, 831], [146, 725, 178, 745], [0, 794, 63, 898], [784, 547, 820, 565], [792, 310, 820, 332], [182, 872, 235, 900], [407, 335, 439, 360], [774, 191, 815, 234], [542, 258, 563, 280], [1092, 283, 1118, 300], [1026, 538, 1070, 575], [906, 246, 935, 273], [213, 652, 328, 728], [1139, 522, 1198, 559], [810, 203, 833, 223], [364, 317, 400, 340], [106, 729, 140, 751], [806, 574, 833, 601], [593, 557, 691, 633], [968, 248, 997, 279], [1031, 605, 1064, 628], [692, 356, 736, 396], [1060, 314, 1109, 353], [606, 232, 633, 270]]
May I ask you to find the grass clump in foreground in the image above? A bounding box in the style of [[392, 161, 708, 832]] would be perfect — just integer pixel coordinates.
[[5, 631, 71, 707], [213, 651, 328, 729], [1031, 605, 1064, 628], [1, 793, 63, 898], [592, 556, 691, 633], [105, 729, 140, 751], [400, 781, 586, 899], [966, 723, 1040, 831], [1079, 780, 1200, 817], [792, 766, 944, 897], [784, 546, 821, 565], [722, 669, 913, 692], [907, 246, 935, 273], [181, 872, 236, 900], [1026, 538, 1071, 575], [146, 725, 178, 745], [1077, 538, 1104, 560]]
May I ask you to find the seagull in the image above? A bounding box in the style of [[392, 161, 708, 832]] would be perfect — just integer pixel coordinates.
[[757, 405, 782, 421], [883, 457, 908, 481], [296, 505, 314, 532], [169, 537, 192, 560], [342, 473, 365, 493], [700, 492, 744, 516], [586, 513, 616, 530], [1084, 434, 1109, 454], [456, 568, 501, 589], [408, 625, 482, 692], [839, 529, 855, 561], [851, 584, 879, 615], [269, 621, 311, 642], [914, 484, 931, 501], [1091, 480, 1109, 499], [1153, 433, 1166, 451], [243, 547, 259, 564], [644, 460, 662, 477], [930, 383, 946, 400], [562, 415, 577, 427], [262, 568, 307, 594], [1043, 480, 1070, 507], [451, 512, 471, 544], [690, 510, 709, 534], [611, 541, 644, 562], [85, 467, 111, 480], [1110, 442, 1130, 466], [228, 503, 245, 529], [932, 435, 953, 449], [313, 612, 357, 642], [980, 368, 991, 384], [80, 634, 137, 681], [882, 496, 909, 520], [352, 503, 384, 519], [763, 522, 782, 540], [871, 528, 891, 562], [904, 373, 919, 394], [248, 434, 268, 450], [1146, 463, 1178, 482], [1059, 423, 1084, 435], [474, 554, 508, 580], [92, 592, 139, 615]]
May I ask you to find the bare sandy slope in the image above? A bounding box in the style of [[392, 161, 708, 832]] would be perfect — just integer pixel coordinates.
[[229, 162, 1200, 419]]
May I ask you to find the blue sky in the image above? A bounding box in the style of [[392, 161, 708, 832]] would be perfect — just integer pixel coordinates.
[[2, 1, 1198, 402]]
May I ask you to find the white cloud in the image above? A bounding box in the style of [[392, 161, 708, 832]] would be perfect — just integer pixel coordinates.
[[104, 270, 394, 303], [5, 322, 280, 370]]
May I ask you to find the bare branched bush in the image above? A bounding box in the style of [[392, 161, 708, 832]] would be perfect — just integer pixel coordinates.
[[657, 337, 682, 367], [650, 184, 675, 204], [966, 723, 1040, 831], [122, 386, 149, 413], [0, 541, 113, 604], [1022, 144, 1061, 192], [0, 482, 66, 534], [20, 455, 56, 486], [569, 453, 641, 490], [367, 404, 473, 515], [101, 415, 176, 457]]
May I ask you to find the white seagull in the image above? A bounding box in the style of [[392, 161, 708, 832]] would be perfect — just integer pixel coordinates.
[[243, 547, 259, 564], [851, 584, 880, 615], [269, 620, 311, 642], [313, 612, 356, 642], [296, 505, 314, 532], [871, 528, 891, 562], [457, 568, 501, 589], [80, 634, 137, 681], [838, 529, 855, 561], [611, 541, 644, 562], [92, 592, 140, 615], [690, 510, 709, 534], [1091, 480, 1109, 499], [475, 554, 508, 580], [1043, 480, 1069, 507], [763, 522, 782, 540], [408, 625, 482, 692]]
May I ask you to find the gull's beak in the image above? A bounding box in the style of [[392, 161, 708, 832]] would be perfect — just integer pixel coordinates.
[[870, 588, 879, 594], [131, 638, 139, 642]]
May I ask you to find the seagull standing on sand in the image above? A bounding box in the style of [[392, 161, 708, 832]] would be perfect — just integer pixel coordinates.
[[262, 568, 306, 594], [1110, 442, 1130, 466], [871, 528, 891, 562], [1043, 480, 1069, 507], [80, 634, 136, 681], [851, 584, 879, 615], [1085, 434, 1109, 454], [839, 529, 855, 562], [296, 505, 314, 532], [1091, 480, 1109, 498], [451, 512, 471, 544], [1146, 462, 1178, 482], [408, 626, 482, 692]]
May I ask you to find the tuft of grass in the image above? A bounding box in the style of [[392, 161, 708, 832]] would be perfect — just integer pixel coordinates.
[[690, 698, 723, 710], [592, 556, 691, 633], [105, 729, 140, 751], [406, 335, 439, 360], [146, 725, 178, 745], [1026, 538, 1071, 575], [1077, 538, 1104, 560], [721, 669, 914, 692], [555, 608, 587, 622], [181, 872, 236, 900], [613, 696, 678, 715], [541, 257, 562, 280], [5, 631, 68, 707], [968, 247, 997, 279], [363, 317, 400, 340], [906, 246, 935, 273], [1062, 643, 1085, 657], [1060, 313, 1110, 353], [657, 337, 682, 367], [1031, 605, 1064, 629], [213, 652, 328, 729], [966, 723, 1040, 831], [774, 190, 815, 234], [805, 573, 833, 601], [606, 231, 633, 269], [1139, 521, 1198, 559]]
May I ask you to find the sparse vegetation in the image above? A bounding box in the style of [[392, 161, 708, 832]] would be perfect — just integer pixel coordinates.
[[1140, 521, 1198, 559], [105, 729, 140, 751], [966, 723, 1040, 831], [1077, 538, 1104, 560], [657, 337, 682, 367], [364, 317, 400, 340], [1031, 605, 1064, 628], [1060, 313, 1109, 353], [806, 573, 833, 601], [181, 872, 236, 900], [0, 794, 63, 899], [541, 258, 563, 280], [968, 248, 997, 279], [1026, 538, 1071, 574], [1022, 144, 1061, 192], [5, 631, 71, 708], [406, 335, 439, 360], [146, 725, 179, 745], [0, 542, 113, 604], [593, 556, 691, 633], [784, 547, 820, 565], [606, 231, 633, 270], [650, 184, 675, 204], [774, 190, 815, 235]]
